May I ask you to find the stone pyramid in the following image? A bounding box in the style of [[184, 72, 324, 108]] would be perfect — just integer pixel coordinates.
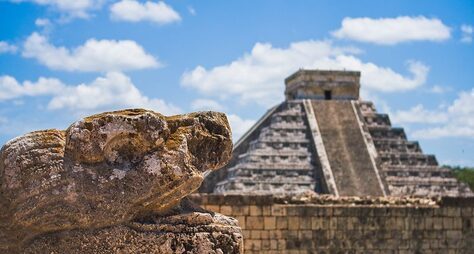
[[201, 69, 472, 197]]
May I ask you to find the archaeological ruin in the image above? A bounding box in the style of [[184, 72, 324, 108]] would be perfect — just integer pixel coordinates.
[[0, 70, 473, 253], [201, 69, 472, 197], [197, 69, 474, 253]]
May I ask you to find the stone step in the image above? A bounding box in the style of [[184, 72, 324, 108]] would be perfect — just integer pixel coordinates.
[[225, 174, 315, 182], [229, 168, 314, 176], [312, 100, 384, 196], [254, 137, 310, 143], [373, 140, 422, 154], [359, 101, 377, 114], [369, 127, 407, 140], [214, 181, 315, 194], [238, 149, 312, 157], [386, 177, 460, 185], [227, 162, 314, 171], [239, 154, 313, 163], [379, 153, 438, 166], [383, 165, 452, 173], [385, 170, 454, 178], [363, 113, 391, 127]]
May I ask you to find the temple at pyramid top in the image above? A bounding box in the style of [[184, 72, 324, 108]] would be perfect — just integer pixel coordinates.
[[200, 69, 473, 197], [285, 69, 360, 100]]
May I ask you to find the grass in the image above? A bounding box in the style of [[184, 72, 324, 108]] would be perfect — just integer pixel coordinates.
[[443, 165, 474, 190]]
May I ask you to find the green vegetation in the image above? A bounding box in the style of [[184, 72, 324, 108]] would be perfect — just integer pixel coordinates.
[[443, 165, 474, 190]]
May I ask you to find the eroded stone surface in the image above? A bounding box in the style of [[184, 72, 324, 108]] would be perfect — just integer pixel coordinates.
[[0, 109, 234, 252], [24, 198, 243, 254]]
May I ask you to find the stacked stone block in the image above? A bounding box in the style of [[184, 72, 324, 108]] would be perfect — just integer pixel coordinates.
[[214, 101, 320, 194], [191, 194, 474, 254], [358, 101, 472, 197]]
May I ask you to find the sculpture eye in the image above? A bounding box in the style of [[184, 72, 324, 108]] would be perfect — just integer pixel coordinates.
[[103, 133, 149, 167]]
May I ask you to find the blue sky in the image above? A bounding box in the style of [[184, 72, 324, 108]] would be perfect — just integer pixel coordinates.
[[0, 0, 473, 166]]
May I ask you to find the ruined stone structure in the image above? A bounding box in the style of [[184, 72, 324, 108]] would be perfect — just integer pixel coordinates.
[[1, 71, 472, 253], [191, 193, 474, 253], [203, 69, 472, 197], [0, 109, 243, 253]]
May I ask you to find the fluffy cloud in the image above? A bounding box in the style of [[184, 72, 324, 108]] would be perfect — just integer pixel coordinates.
[[332, 16, 451, 45], [461, 25, 473, 43], [35, 18, 51, 27], [429, 85, 451, 94], [110, 0, 181, 24], [23, 32, 159, 72], [48, 72, 181, 115], [11, 0, 104, 19], [0, 75, 64, 100], [0, 72, 180, 115], [391, 104, 448, 124], [190, 99, 226, 111], [227, 114, 256, 141], [415, 125, 474, 139], [393, 89, 474, 139], [181, 40, 428, 107], [0, 41, 18, 54]]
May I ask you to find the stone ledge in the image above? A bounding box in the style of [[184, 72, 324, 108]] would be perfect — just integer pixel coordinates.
[[191, 192, 474, 207]]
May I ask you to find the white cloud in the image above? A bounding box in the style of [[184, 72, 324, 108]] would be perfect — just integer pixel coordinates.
[[413, 126, 474, 139], [110, 0, 181, 24], [35, 18, 53, 34], [0, 73, 180, 115], [35, 18, 51, 27], [394, 89, 474, 139], [227, 114, 256, 141], [23, 32, 159, 72], [429, 85, 451, 94], [332, 16, 451, 45], [448, 89, 474, 116], [461, 25, 473, 43], [48, 72, 181, 115], [391, 104, 448, 124], [0, 75, 64, 100], [181, 40, 428, 107], [0, 41, 18, 54], [190, 99, 226, 111], [11, 0, 104, 19]]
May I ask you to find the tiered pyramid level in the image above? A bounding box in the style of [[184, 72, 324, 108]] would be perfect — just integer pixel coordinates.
[[203, 70, 472, 197], [214, 101, 320, 193], [358, 101, 471, 196]]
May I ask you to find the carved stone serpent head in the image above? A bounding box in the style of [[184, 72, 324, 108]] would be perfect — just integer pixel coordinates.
[[0, 109, 232, 247]]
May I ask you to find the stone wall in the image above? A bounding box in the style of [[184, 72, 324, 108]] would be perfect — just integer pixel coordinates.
[[190, 194, 474, 253]]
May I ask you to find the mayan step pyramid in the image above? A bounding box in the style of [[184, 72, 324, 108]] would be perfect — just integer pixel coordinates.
[[201, 69, 472, 197]]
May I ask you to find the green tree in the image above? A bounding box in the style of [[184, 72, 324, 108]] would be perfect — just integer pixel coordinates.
[[443, 165, 474, 190]]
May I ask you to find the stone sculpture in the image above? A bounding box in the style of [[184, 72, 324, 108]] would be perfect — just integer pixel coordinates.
[[0, 109, 241, 253]]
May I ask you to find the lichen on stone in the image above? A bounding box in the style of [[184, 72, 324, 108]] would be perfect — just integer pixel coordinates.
[[0, 108, 241, 253]]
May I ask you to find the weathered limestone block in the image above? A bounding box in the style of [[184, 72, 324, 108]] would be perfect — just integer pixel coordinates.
[[24, 198, 243, 254], [0, 109, 235, 252]]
